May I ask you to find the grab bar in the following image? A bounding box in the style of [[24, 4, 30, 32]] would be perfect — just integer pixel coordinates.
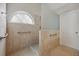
[[49, 33, 57, 37], [17, 31, 31, 34]]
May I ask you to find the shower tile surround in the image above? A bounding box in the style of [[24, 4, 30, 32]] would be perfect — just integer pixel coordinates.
[[10, 30, 79, 56], [39, 31, 79, 56]]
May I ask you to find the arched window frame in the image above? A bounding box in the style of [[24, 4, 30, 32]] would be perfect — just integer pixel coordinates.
[[10, 11, 34, 25]]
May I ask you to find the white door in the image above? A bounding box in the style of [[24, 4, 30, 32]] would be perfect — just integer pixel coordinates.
[[0, 3, 6, 56], [75, 9, 79, 50], [60, 10, 79, 50]]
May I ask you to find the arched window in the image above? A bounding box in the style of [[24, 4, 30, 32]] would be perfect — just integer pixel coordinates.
[[10, 11, 34, 24]]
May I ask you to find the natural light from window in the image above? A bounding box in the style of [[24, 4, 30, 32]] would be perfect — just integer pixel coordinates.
[[10, 11, 34, 24]]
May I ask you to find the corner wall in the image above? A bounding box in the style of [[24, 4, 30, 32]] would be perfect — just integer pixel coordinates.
[[41, 4, 60, 31]]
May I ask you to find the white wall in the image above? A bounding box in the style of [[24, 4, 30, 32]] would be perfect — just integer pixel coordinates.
[[6, 3, 41, 17], [41, 4, 60, 31]]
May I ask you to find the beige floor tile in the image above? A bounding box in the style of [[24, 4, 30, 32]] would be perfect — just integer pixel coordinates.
[[10, 44, 39, 56], [50, 45, 79, 56]]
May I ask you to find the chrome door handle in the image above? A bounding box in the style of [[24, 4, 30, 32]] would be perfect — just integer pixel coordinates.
[[0, 33, 8, 40], [0, 37, 6, 40], [75, 32, 78, 34]]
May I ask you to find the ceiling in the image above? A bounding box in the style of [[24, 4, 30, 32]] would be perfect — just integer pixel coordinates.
[[46, 3, 79, 15], [47, 3, 67, 10]]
